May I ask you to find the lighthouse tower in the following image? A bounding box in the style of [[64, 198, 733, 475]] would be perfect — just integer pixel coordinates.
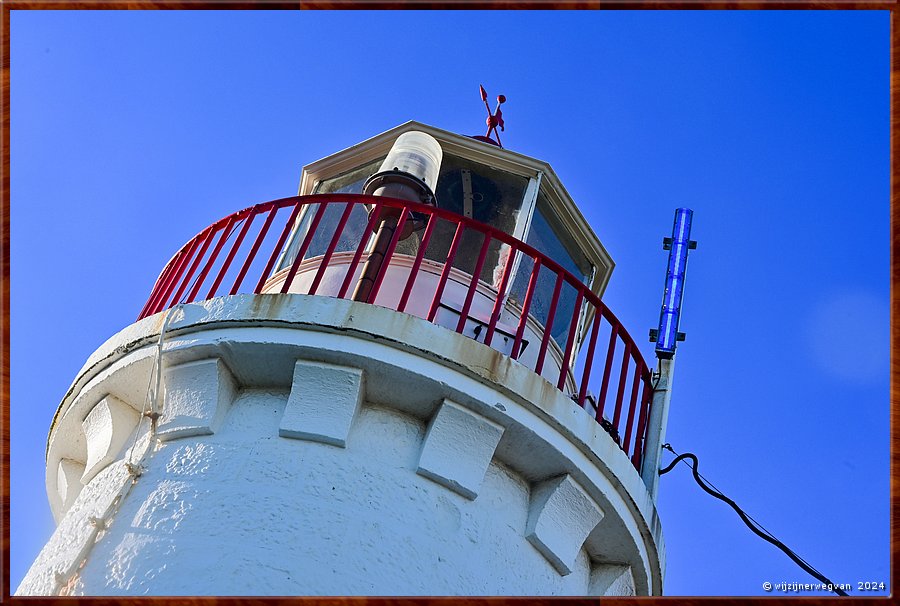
[[18, 113, 667, 596]]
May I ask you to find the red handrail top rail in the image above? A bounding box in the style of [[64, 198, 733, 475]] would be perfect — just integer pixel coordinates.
[[143, 194, 638, 335]]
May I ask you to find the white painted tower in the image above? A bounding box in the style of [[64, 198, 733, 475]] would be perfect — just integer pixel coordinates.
[[18, 118, 667, 596]]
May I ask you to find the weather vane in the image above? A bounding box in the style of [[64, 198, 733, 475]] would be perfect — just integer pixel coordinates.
[[479, 84, 506, 147]]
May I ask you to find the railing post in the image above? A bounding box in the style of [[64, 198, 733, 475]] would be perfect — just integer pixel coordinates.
[[397, 213, 436, 313], [640, 357, 675, 500]]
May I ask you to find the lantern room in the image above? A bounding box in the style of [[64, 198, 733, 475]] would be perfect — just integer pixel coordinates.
[[266, 121, 615, 390]]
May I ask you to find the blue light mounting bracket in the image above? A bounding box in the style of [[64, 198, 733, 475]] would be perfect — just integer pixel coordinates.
[[649, 208, 697, 359]]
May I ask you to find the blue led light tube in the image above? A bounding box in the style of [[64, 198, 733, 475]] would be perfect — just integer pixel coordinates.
[[655, 208, 694, 358]]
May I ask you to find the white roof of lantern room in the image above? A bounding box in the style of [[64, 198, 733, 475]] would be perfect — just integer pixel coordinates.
[[297, 121, 616, 298]]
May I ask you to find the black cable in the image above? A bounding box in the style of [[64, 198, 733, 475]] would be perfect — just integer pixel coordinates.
[[659, 444, 848, 597], [684, 464, 824, 577]]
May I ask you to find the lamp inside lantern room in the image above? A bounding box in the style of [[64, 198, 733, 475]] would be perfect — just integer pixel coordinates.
[[352, 131, 443, 303]]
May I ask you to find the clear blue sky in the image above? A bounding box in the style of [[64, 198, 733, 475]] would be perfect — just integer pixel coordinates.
[[10, 10, 889, 596]]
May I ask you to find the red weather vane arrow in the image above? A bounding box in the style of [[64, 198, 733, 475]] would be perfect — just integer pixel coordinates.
[[480, 84, 506, 148]]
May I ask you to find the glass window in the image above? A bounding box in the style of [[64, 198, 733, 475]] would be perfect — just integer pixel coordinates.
[[314, 157, 385, 195], [509, 187, 593, 348], [277, 158, 384, 271], [423, 154, 530, 285]]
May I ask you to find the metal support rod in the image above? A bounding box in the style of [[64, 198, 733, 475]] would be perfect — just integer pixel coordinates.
[[351, 217, 399, 304], [641, 357, 675, 500], [397, 214, 436, 313], [338, 204, 383, 300]]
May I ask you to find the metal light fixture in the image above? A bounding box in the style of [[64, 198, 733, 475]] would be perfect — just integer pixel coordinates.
[[352, 131, 444, 303], [363, 131, 442, 205], [650, 208, 697, 359]]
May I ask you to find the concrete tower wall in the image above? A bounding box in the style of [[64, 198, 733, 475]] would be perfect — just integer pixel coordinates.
[[18, 294, 664, 596]]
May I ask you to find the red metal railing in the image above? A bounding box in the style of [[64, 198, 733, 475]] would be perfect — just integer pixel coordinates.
[[139, 194, 654, 470]]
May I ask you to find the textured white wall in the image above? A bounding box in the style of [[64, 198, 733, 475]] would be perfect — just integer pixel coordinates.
[[69, 395, 598, 595], [20, 294, 663, 596]]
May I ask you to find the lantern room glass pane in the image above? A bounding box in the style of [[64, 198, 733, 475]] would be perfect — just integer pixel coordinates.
[[277, 158, 384, 271], [423, 154, 529, 286], [509, 188, 593, 349], [314, 157, 385, 195]]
